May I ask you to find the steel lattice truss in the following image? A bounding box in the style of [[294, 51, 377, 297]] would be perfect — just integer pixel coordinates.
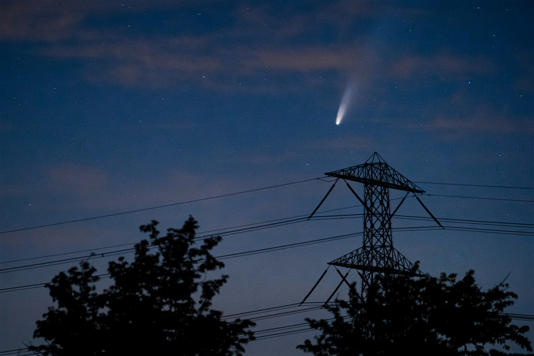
[[302, 153, 441, 303], [326, 153, 423, 290]]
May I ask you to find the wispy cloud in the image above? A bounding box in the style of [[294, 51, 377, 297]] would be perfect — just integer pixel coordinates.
[[392, 53, 493, 79], [0, 0, 494, 91], [0, 1, 111, 41], [245, 46, 374, 72], [46, 163, 108, 197], [423, 113, 534, 138], [43, 38, 222, 87], [0, 0, 201, 42]]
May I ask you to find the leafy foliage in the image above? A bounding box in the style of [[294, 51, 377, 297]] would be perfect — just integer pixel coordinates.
[[30, 217, 254, 355], [298, 267, 531, 355]]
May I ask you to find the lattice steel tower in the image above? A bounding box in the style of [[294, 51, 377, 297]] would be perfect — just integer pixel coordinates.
[[306, 152, 442, 297]]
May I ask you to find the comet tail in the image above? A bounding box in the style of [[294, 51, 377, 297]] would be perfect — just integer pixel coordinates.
[[335, 84, 353, 126]]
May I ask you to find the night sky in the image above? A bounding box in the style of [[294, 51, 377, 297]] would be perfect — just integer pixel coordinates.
[[1, 1, 533, 354]]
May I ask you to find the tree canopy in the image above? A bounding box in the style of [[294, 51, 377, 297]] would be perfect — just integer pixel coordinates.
[[30, 217, 254, 355], [298, 267, 532, 355]]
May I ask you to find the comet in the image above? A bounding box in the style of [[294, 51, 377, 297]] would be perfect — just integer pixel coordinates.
[[335, 83, 355, 126]]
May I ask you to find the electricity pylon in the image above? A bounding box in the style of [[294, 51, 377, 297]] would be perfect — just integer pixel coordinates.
[[301, 152, 442, 303]]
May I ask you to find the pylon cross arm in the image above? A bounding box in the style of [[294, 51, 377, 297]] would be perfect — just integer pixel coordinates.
[[325, 158, 424, 194]]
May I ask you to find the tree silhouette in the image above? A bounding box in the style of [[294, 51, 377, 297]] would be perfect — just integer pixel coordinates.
[[30, 217, 254, 355], [298, 266, 532, 355]]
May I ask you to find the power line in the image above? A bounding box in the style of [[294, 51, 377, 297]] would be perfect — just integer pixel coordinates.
[[253, 326, 315, 341], [250, 311, 534, 341], [416, 181, 534, 191], [0, 177, 324, 235], [0, 230, 364, 283], [4, 209, 532, 271], [0, 227, 446, 294], [230, 303, 324, 321], [252, 314, 350, 341], [252, 317, 340, 341], [0, 230, 367, 294], [224, 303, 329, 322], [425, 193, 534, 204], [0, 242, 141, 266], [0, 204, 362, 266], [224, 301, 534, 324], [0, 273, 109, 294], [217, 230, 364, 260], [396, 214, 534, 229], [0, 348, 29, 355], [255, 320, 313, 334], [223, 302, 327, 319], [0, 215, 308, 265], [0, 213, 364, 273], [442, 226, 534, 237], [2, 211, 534, 274], [252, 314, 534, 341], [506, 313, 534, 321], [5, 222, 533, 294], [2, 176, 533, 237], [223, 302, 304, 319], [251, 310, 534, 341], [1, 304, 533, 352], [8, 209, 532, 276], [0, 347, 38, 356]]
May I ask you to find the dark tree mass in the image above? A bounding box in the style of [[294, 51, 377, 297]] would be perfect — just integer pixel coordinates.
[[30, 217, 254, 355], [298, 266, 532, 355]]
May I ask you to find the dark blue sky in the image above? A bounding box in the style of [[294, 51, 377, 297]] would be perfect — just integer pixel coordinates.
[[1, 1, 533, 354]]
